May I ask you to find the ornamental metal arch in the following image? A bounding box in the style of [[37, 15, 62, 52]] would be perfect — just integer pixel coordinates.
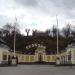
[[26, 43, 46, 50]]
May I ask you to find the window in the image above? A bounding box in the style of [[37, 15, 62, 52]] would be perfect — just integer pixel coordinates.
[[30, 56, 34, 61], [25, 56, 29, 61], [3, 55, 7, 60], [47, 56, 50, 62], [2, 51, 7, 60]]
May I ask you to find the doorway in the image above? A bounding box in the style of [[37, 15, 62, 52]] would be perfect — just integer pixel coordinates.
[[38, 53, 42, 63]]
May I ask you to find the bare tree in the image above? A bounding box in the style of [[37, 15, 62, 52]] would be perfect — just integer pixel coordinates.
[[0, 29, 4, 37], [32, 30, 37, 36], [45, 29, 50, 36], [52, 25, 57, 38], [62, 24, 71, 38], [25, 29, 30, 36], [3, 23, 13, 36]]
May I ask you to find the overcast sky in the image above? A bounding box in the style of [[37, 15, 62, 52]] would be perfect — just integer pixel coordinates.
[[0, 0, 75, 35]]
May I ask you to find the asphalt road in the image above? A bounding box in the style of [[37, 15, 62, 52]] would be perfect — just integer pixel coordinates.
[[0, 65, 75, 75]]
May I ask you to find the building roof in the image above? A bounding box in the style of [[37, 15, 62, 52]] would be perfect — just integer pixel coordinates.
[[66, 43, 75, 50], [0, 38, 6, 44], [0, 38, 10, 51], [66, 38, 75, 49], [0, 44, 10, 51]]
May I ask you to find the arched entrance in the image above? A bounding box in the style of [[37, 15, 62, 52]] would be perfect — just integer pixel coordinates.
[[26, 43, 46, 64], [38, 53, 43, 63], [35, 45, 46, 63]]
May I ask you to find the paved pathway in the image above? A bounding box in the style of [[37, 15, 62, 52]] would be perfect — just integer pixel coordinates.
[[0, 65, 75, 75]]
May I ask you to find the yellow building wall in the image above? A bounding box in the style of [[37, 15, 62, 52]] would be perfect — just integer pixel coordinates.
[[25, 55, 29, 62], [18, 54, 24, 63], [1, 49, 9, 64], [5, 50, 75, 64], [46, 55, 56, 62], [9, 52, 56, 63], [59, 51, 68, 64], [2, 50, 9, 60], [29, 55, 35, 62], [74, 50, 75, 64], [17, 54, 35, 63]]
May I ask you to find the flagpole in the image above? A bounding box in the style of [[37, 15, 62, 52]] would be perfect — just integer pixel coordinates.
[[56, 15, 60, 65], [14, 17, 17, 57], [14, 26, 16, 57], [56, 15, 59, 56]]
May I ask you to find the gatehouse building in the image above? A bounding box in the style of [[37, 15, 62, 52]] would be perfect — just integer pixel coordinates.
[[1, 38, 75, 65]]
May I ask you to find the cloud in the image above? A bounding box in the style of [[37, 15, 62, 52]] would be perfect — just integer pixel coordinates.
[[0, 15, 12, 27], [15, 0, 38, 7], [0, 0, 75, 35], [15, 0, 75, 18], [50, 0, 75, 9]]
